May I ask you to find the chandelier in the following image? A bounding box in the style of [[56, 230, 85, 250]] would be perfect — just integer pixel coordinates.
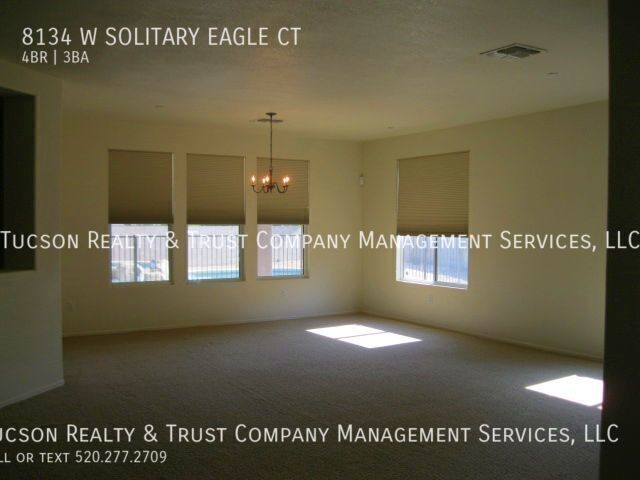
[[250, 112, 289, 193]]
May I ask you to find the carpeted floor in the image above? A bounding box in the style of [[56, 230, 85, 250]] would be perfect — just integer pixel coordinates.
[[0, 314, 602, 479]]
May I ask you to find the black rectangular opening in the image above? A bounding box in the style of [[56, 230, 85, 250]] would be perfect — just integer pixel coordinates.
[[0, 87, 35, 271]]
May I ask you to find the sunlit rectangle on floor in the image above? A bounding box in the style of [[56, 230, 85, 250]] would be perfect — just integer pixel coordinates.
[[338, 332, 421, 349], [526, 375, 603, 407], [306, 324, 384, 339]]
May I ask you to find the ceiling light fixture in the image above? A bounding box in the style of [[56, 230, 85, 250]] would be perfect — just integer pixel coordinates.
[[250, 112, 289, 193], [481, 43, 546, 60]]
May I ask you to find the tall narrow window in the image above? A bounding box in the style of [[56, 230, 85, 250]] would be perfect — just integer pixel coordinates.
[[186, 154, 245, 281], [256, 158, 309, 278], [396, 152, 469, 288], [109, 149, 173, 284]]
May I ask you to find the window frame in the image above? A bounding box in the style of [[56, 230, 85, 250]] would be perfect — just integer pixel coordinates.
[[257, 224, 309, 280], [186, 224, 245, 284], [109, 223, 173, 286], [396, 235, 468, 289]]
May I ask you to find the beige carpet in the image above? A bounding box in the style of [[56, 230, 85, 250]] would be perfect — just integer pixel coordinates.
[[0, 314, 602, 479]]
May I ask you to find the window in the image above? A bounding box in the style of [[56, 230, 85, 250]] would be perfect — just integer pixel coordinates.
[[186, 154, 245, 282], [108, 150, 174, 284], [188, 225, 242, 281], [257, 224, 305, 277], [110, 224, 170, 283], [397, 235, 468, 288], [256, 158, 309, 279], [396, 151, 469, 288]]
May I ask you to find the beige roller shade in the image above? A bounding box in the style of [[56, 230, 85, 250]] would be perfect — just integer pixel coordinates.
[[109, 149, 173, 224], [187, 153, 245, 224], [397, 151, 469, 236], [257, 158, 309, 224]]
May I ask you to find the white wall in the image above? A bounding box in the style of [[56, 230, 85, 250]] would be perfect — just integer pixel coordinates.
[[361, 102, 608, 359], [0, 61, 63, 407], [61, 113, 363, 335], [60, 101, 607, 359]]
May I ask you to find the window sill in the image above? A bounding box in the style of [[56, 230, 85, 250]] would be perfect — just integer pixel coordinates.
[[187, 278, 244, 285], [111, 280, 173, 287], [396, 279, 467, 290], [257, 274, 308, 281]]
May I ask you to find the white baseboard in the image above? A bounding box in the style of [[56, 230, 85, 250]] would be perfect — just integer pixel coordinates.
[[0, 379, 65, 409], [361, 308, 603, 362], [63, 309, 361, 338]]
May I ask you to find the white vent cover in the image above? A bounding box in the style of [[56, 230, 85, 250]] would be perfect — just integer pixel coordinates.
[[481, 43, 546, 60]]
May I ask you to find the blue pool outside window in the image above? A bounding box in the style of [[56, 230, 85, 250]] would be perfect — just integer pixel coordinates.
[[187, 225, 242, 281], [257, 225, 305, 278]]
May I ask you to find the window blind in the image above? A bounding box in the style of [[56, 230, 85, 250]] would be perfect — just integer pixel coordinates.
[[187, 153, 245, 224], [257, 158, 309, 224], [397, 151, 469, 236], [108, 149, 173, 224]]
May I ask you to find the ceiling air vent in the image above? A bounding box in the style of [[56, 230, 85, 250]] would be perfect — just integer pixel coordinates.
[[481, 43, 546, 60]]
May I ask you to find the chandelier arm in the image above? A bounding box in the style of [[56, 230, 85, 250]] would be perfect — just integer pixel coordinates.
[[275, 183, 289, 194]]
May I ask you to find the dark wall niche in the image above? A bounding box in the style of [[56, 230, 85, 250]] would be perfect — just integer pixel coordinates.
[[0, 87, 35, 271]]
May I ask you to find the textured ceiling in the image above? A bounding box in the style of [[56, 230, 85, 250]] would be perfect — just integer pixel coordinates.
[[0, 0, 607, 140]]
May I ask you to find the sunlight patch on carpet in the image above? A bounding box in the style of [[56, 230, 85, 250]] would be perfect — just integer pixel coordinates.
[[307, 324, 421, 349], [307, 324, 384, 339], [338, 332, 421, 348], [526, 375, 603, 407]]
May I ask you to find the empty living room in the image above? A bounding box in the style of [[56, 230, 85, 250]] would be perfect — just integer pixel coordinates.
[[1, 1, 638, 479]]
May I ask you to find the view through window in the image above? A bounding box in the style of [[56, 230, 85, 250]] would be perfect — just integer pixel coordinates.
[[110, 224, 170, 283], [257, 225, 305, 277], [397, 235, 468, 288], [188, 225, 241, 281]]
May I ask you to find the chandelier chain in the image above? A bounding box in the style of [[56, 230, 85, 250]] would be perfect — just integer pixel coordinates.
[[250, 112, 289, 194]]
